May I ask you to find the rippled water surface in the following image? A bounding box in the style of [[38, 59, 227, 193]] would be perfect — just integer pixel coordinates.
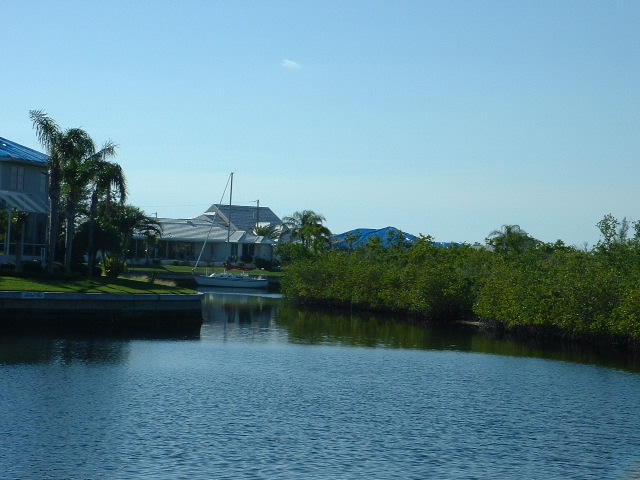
[[1, 291, 640, 479]]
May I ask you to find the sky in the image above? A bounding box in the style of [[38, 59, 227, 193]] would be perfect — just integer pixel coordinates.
[[2, 1, 639, 247]]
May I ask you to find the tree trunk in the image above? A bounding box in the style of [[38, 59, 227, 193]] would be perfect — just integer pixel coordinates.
[[47, 167, 61, 274], [86, 190, 98, 276], [64, 199, 76, 273]]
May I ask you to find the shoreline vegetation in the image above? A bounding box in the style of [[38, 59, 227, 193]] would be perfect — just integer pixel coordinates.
[[280, 217, 640, 354]]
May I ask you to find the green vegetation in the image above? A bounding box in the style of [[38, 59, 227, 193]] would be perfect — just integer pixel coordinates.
[[276, 209, 332, 262], [29, 110, 160, 275], [281, 216, 640, 344]]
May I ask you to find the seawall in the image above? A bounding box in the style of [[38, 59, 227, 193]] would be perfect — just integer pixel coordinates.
[[0, 291, 203, 335]]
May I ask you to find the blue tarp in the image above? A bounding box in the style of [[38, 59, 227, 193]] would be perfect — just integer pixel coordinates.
[[331, 227, 463, 250], [330, 227, 417, 250]]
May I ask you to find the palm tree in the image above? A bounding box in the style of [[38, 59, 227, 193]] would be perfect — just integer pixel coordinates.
[[30, 110, 66, 272], [110, 204, 162, 260], [30, 110, 117, 272], [61, 140, 117, 273], [89, 204, 161, 276], [253, 224, 279, 239], [86, 158, 127, 275], [486, 224, 538, 254], [281, 210, 331, 247]]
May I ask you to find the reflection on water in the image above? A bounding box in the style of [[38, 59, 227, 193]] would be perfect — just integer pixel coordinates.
[[0, 334, 131, 366], [1, 290, 640, 479], [200, 289, 281, 327], [1, 290, 637, 372], [200, 290, 640, 373]]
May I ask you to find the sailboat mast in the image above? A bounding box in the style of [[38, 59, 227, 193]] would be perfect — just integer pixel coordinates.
[[227, 172, 233, 259]]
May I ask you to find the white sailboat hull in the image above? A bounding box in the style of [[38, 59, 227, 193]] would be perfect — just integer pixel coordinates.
[[194, 273, 268, 289]]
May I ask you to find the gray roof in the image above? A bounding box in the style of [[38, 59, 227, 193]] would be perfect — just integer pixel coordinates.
[[155, 215, 275, 244], [0, 137, 48, 165], [206, 204, 282, 232]]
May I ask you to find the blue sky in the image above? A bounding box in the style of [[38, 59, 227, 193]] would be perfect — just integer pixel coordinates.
[[3, 1, 639, 246]]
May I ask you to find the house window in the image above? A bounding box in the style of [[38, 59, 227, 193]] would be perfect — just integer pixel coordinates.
[[11, 166, 24, 190], [40, 171, 47, 193], [229, 243, 238, 261], [241, 244, 255, 262]]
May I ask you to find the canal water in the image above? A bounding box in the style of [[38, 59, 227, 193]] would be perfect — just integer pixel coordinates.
[[1, 290, 640, 479]]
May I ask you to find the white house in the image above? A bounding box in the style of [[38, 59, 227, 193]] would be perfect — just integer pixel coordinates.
[[0, 137, 49, 264], [131, 204, 282, 266]]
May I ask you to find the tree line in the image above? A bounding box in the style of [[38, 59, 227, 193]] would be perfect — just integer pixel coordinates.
[[2, 111, 160, 275], [280, 214, 640, 345]]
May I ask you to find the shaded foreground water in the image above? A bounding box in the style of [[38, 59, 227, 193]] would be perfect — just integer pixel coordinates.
[[1, 290, 640, 479]]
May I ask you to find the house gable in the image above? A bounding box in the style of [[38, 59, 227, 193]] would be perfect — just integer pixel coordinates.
[[206, 204, 282, 232]]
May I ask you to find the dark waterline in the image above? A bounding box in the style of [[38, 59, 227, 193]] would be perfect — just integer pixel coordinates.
[[1, 290, 640, 479]]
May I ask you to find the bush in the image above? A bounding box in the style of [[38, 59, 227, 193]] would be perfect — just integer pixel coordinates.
[[21, 260, 44, 273], [102, 256, 128, 277], [254, 257, 274, 270]]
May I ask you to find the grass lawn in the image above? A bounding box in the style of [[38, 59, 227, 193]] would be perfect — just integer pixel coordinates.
[[0, 274, 197, 294]]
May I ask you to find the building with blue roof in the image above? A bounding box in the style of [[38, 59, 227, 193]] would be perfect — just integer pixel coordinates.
[[0, 137, 49, 261]]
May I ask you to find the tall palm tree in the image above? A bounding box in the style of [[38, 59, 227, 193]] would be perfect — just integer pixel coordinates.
[[86, 158, 127, 275], [30, 110, 65, 272], [30, 110, 117, 272], [61, 140, 117, 273]]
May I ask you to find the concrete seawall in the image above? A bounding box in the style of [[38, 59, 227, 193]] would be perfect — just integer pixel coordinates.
[[0, 291, 203, 335]]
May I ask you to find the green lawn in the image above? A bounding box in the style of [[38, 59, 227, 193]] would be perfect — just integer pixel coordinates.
[[0, 263, 282, 294], [0, 275, 196, 294]]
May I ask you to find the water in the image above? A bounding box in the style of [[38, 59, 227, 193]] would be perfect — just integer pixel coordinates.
[[1, 291, 640, 479]]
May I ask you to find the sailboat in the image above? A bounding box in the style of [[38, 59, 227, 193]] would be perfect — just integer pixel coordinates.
[[193, 173, 269, 289]]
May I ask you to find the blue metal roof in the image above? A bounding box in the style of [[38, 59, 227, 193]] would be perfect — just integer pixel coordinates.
[[0, 137, 48, 164]]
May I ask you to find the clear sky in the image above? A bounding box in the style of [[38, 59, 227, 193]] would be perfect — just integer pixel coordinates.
[[3, 1, 639, 247]]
